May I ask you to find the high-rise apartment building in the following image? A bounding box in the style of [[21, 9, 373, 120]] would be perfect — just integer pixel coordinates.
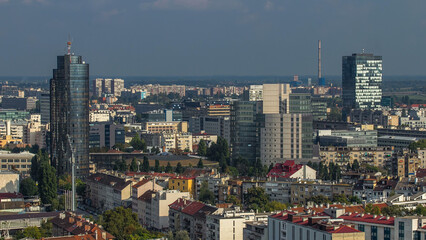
[[50, 45, 90, 178], [92, 78, 124, 97], [260, 85, 313, 166], [342, 53, 382, 112]]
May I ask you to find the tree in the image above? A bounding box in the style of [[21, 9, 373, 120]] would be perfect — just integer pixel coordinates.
[[165, 162, 172, 173], [76, 178, 86, 196], [197, 159, 204, 168], [244, 187, 269, 212], [226, 195, 241, 206], [199, 181, 215, 204], [352, 159, 360, 171], [409, 139, 426, 151], [130, 134, 147, 152], [364, 203, 381, 215], [20, 177, 38, 196], [264, 201, 287, 212], [382, 205, 406, 217], [197, 139, 207, 156], [130, 158, 138, 172], [151, 147, 160, 154], [154, 160, 160, 172], [11, 147, 21, 153], [175, 162, 183, 174], [206, 137, 230, 172], [30, 152, 42, 181], [174, 230, 190, 240], [308, 195, 331, 205], [101, 206, 161, 240], [328, 107, 342, 121], [16, 227, 42, 239], [141, 156, 150, 172], [38, 160, 57, 207]]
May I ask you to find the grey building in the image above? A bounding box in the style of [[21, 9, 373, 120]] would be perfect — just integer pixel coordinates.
[[89, 123, 125, 149], [342, 53, 382, 114], [316, 129, 378, 148], [1, 97, 36, 111], [191, 116, 231, 144], [40, 93, 50, 124], [230, 101, 263, 163], [50, 48, 90, 178]]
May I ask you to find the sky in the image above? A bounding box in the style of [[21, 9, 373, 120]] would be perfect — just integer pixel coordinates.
[[0, 0, 426, 77]]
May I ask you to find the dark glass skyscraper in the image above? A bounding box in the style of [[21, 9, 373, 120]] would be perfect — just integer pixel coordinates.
[[50, 49, 89, 178], [342, 53, 382, 112]]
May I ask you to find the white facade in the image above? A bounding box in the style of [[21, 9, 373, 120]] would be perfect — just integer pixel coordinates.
[[89, 111, 111, 123], [206, 210, 259, 240], [249, 85, 263, 101], [137, 190, 190, 230]]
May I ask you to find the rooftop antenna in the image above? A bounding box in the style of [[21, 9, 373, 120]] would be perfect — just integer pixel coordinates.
[[67, 34, 72, 55]]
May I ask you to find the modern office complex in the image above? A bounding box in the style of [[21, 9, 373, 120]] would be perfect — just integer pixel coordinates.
[[342, 53, 382, 113], [50, 43, 90, 178]]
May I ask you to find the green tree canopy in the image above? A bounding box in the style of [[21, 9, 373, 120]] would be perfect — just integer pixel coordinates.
[[165, 162, 172, 173], [20, 177, 38, 196], [130, 158, 138, 172], [101, 207, 162, 240], [154, 159, 160, 172], [244, 187, 269, 212], [130, 134, 147, 152], [197, 158, 204, 168], [197, 139, 207, 156], [38, 158, 57, 207], [175, 162, 183, 174], [141, 156, 150, 172], [199, 181, 215, 204]]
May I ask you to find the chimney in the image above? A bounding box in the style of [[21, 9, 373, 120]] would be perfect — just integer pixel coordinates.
[[69, 217, 74, 224], [102, 231, 106, 240], [95, 230, 99, 240], [6, 120, 11, 136], [318, 40, 322, 80]]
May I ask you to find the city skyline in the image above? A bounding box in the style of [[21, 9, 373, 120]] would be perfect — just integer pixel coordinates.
[[1, 1, 426, 77]]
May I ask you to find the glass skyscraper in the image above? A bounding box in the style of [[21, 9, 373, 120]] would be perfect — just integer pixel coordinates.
[[342, 53, 383, 112], [50, 52, 89, 178]]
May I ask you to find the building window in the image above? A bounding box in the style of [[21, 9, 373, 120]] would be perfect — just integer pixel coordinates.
[[384, 227, 391, 240], [414, 232, 420, 240], [371, 226, 377, 240], [358, 224, 364, 232], [399, 222, 404, 240]]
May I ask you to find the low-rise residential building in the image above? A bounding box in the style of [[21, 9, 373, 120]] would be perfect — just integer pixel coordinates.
[[243, 220, 268, 240], [320, 146, 394, 168], [265, 180, 292, 204], [169, 198, 218, 240], [169, 177, 195, 197], [86, 173, 132, 211], [353, 177, 398, 202], [142, 121, 188, 133], [50, 212, 114, 240], [206, 209, 260, 240], [0, 150, 34, 174], [268, 212, 365, 240], [267, 160, 316, 180], [131, 179, 163, 214], [290, 181, 353, 204], [136, 190, 189, 230], [195, 174, 229, 202]]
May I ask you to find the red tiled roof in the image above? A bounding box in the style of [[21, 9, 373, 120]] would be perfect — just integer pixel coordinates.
[[0, 193, 23, 199], [107, 149, 123, 153], [267, 160, 303, 178], [417, 169, 426, 178], [330, 225, 360, 234], [339, 213, 394, 225], [181, 201, 206, 215], [126, 171, 176, 178]]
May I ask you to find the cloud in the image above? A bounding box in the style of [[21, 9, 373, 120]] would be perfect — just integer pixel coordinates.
[[140, 0, 246, 11], [264, 0, 273, 11]]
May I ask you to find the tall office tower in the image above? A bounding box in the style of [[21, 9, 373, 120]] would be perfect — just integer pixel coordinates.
[[263, 84, 291, 114], [93, 78, 103, 97], [260, 85, 313, 166], [342, 53, 383, 113], [50, 43, 90, 178], [40, 93, 50, 124], [111, 78, 124, 97], [230, 101, 263, 163]]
